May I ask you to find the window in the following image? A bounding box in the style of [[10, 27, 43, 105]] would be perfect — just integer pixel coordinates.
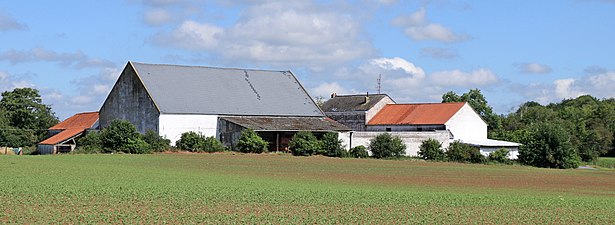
[[385, 128, 391, 132]]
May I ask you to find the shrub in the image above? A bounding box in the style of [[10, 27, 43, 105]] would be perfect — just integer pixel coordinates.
[[289, 131, 322, 156], [349, 145, 369, 158], [237, 129, 268, 153], [488, 148, 511, 164], [75, 131, 102, 154], [446, 140, 484, 163], [418, 138, 445, 161], [202, 136, 226, 153], [175, 131, 203, 152], [519, 123, 580, 169], [321, 132, 345, 157], [143, 130, 170, 152], [125, 138, 152, 154], [368, 133, 406, 159], [99, 120, 145, 153]]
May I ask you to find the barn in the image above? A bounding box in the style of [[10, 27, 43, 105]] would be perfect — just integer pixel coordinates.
[[99, 62, 349, 150], [37, 112, 99, 154], [321, 93, 395, 131]]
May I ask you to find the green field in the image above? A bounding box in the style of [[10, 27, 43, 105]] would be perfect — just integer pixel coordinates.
[[1, 153, 614, 224]]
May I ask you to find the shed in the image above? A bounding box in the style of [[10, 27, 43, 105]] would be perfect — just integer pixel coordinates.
[[37, 112, 99, 154]]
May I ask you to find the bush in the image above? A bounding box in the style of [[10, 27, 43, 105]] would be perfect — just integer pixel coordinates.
[[519, 123, 580, 169], [143, 130, 170, 152], [75, 131, 102, 154], [125, 138, 152, 154], [446, 140, 485, 163], [201, 136, 226, 153], [349, 145, 369, 158], [321, 132, 345, 157], [175, 131, 203, 152], [418, 138, 445, 161], [368, 133, 406, 159], [99, 120, 146, 153], [488, 148, 511, 164], [237, 129, 268, 153], [289, 131, 322, 156]]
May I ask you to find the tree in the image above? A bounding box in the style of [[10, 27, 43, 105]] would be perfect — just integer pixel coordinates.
[[237, 129, 268, 153], [321, 132, 345, 157], [368, 133, 406, 159], [442, 89, 501, 130], [519, 123, 580, 169], [0, 88, 58, 147], [75, 131, 102, 154], [289, 131, 321, 156], [418, 138, 445, 161]]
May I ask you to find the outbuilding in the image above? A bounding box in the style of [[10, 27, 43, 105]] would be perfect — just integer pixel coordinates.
[[37, 112, 99, 154]]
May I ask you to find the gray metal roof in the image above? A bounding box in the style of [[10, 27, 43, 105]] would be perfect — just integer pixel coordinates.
[[130, 62, 324, 116], [220, 116, 351, 131], [321, 94, 392, 112]]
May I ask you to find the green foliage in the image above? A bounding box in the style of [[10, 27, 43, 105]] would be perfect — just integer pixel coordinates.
[[442, 89, 501, 130], [289, 131, 322, 156], [175, 131, 203, 152], [124, 138, 152, 154], [202, 136, 226, 153], [143, 130, 171, 152], [237, 129, 268, 153], [519, 123, 580, 169], [75, 131, 102, 154], [446, 140, 485, 163], [488, 148, 511, 164], [0, 88, 58, 147], [418, 138, 445, 161], [349, 145, 369, 158], [368, 133, 406, 159], [321, 132, 345, 157], [99, 120, 142, 153]]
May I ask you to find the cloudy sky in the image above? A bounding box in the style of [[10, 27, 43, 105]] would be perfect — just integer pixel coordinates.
[[1, 0, 615, 119]]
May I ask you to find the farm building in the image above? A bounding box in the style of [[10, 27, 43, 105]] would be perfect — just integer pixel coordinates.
[[99, 62, 349, 151], [37, 112, 99, 154], [324, 96, 520, 159], [321, 93, 395, 131]]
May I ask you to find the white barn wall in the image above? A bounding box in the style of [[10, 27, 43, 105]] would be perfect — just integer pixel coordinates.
[[480, 146, 519, 159], [445, 103, 487, 141], [159, 114, 219, 145], [341, 131, 452, 156]]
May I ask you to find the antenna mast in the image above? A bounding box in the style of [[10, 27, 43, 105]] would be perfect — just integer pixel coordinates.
[[376, 74, 382, 94]]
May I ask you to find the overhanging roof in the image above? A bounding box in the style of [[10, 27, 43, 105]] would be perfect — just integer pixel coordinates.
[[220, 116, 351, 132], [130, 62, 324, 117]]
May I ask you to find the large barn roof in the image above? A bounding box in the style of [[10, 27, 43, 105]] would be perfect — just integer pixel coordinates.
[[130, 62, 324, 117], [368, 102, 466, 125], [321, 94, 392, 112]]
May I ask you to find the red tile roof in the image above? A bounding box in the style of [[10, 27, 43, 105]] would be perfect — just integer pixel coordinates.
[[39, 112, 99, 145], [367, 103, 465, 125]]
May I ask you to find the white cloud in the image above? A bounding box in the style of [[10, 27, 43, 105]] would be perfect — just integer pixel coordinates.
[[0, 47, 115, 69], [0, 11, 26, 31], [0, 71, 35, 92], [369, 57, 425, 77], [151, 2, 374, 67], [430, 68, 499, 87], [420, 47, 458, 59], [310, 82, 349, 98], [514, 63, 552, 74], [554, 79, 587, 99], [392, 8, 467, 42], [144, 9, 173, 25]]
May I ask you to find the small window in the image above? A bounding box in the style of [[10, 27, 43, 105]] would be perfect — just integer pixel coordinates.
[[385, 128, 391, 132]]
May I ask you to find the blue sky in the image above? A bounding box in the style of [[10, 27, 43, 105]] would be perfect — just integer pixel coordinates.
[[1, 0, 615, 120]]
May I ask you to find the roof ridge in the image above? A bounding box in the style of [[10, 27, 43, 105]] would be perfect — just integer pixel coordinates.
[[390, 102, 465, 105], [130, 61, 289, 73]]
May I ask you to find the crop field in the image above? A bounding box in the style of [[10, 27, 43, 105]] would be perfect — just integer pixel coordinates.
[[1, 153, 614, 224]]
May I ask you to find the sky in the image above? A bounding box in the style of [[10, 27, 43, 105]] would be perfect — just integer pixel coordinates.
[[1, 0, 615, 120]]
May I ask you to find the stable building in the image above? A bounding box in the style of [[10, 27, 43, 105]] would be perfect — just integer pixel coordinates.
[[99, 62, 349, 150], [38, 112, 99, 154]]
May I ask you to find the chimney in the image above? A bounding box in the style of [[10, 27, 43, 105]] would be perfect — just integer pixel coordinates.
[[330, 92, 337, 98]]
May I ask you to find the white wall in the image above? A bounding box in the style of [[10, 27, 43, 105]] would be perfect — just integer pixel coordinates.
[[365, 96, 395, 123], [480, 146, 519, 160], [340, 131, 452, 156], [159, 114, 219, 145], [445, 103, 487, 141]]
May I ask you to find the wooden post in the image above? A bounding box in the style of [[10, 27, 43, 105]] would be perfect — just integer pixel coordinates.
[[276, 132, 279, 152]]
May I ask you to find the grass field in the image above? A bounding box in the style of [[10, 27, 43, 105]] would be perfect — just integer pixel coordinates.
[[1, 153, 614, 224]]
